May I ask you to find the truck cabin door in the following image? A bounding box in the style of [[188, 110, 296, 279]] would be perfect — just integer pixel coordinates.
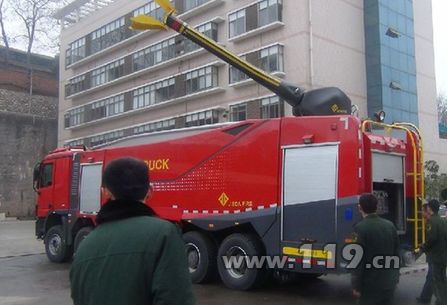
[[37, 162, 55, 214], [281, 144, 338, 261]]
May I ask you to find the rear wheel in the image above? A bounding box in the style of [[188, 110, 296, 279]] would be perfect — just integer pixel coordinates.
[[44, 225, 72, 263], [74, 226, 93, 254], [183, 231, 217, 283], [217, 233, 268, 290]]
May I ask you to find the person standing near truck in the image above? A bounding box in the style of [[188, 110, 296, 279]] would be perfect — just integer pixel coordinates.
[[70, 157, 195, 305], [351, 193, 400, 305], [419, 199, 447, 305]]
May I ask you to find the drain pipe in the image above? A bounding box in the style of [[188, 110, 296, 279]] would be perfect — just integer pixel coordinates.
[[308, 0, 314, 88]]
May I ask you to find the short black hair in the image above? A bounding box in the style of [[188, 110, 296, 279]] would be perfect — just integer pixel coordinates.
[[359, 193, 378, 214], [102, 157, 150, 201], [424, 199, 440, 214]]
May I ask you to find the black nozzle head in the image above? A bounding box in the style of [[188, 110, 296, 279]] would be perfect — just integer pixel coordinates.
[[293, 87, 352, 116]]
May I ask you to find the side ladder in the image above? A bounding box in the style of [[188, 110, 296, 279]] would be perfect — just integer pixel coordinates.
[[395, 123, 425, 249], [362, 121, 425, 250]]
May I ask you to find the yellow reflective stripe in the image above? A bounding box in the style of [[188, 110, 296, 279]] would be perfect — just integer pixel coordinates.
[[184, 28, 281, 88], [283, 247, 333, 259]]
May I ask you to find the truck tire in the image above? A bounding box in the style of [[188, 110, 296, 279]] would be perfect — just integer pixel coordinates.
[[44, 225, 72, 263], [74, 226, 93, 254], [217, 233, 267, 290], [183, 231, 217, 283]]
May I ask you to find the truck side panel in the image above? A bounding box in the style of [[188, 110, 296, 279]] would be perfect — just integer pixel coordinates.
[[101, 120, 282, 221]]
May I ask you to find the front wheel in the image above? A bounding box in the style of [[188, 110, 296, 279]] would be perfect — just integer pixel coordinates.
[[44, 225, 72, 263]]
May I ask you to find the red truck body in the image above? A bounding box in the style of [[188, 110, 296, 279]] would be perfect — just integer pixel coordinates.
[[34, 4, 424, 289], [35, 114, 423, 289]]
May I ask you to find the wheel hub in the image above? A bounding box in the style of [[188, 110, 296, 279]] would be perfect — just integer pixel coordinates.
[[185, 243, 201, 273], [226, 246, 248, 279], [49, 234, 62, 256]]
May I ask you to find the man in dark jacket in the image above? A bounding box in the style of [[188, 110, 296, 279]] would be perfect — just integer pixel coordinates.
[[420, 199, 447, 305], [351, 193, 400, 305], [70, 157, 195, 305]]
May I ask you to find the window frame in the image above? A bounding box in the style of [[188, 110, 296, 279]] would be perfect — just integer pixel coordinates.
[[39, 163, 54, 188], [230, 103, 248, 122]]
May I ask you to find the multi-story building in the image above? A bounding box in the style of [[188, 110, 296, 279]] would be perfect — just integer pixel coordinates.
[[54, 0, 446, 169]]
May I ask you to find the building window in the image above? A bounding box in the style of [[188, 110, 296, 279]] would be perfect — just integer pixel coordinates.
[[65, 0, 219, 68], [186, 66, 218, 95], [230, 103, 247, 121], [66, 139, 84, 147], [66, 37, 86, 65], [91, 94, 125, 120], [90, 130, 125, 147], [133, 22, 217, 72], [66, 75, 86, 97], [182, 22, 218, 53], [91, 66, 107, 88], [260, 96, 283, 118], [91, 17, 126, 54], [197, 22, 218, 40], [229, 10, 246, 38], [389, 81, 402, 90], [258, 0, 282, 27], [229, 0, 282, 38], [229, 55, 249, 84], [65, 107, 85, 127], [65, 49, 72, 67], [133, 78, 176, 109], [133, 1, 164, 20], [185, 110, 219, 127], [386, 27, 400, 38], [184, 0, 210, 11], [91, 59, 125, 88], [260, 45, 283, 73], [134, 118, 176, 135], [132, 38, 176, 72], [229, 44, 284, 84]]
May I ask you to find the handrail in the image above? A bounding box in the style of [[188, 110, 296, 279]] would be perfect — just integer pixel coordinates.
[[361, 120, 424, 249], [394, 123, 425, 244]]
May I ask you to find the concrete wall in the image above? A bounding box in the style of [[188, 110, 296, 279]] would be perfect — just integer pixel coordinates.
[[0, 90, 57, 217]]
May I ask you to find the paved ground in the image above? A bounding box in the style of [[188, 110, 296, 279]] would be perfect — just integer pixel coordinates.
[[0, 221, 433, 305]]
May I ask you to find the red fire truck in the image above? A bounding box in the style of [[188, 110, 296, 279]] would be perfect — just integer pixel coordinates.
[[34, 1, 425, 290]]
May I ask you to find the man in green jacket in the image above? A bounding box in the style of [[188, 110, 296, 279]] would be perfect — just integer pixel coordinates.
[[421, 199, 447, 305], [70, 157, 195, 305], [351, 193, 400, 305]]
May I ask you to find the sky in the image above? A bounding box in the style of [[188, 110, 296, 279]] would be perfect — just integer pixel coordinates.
[[433, 0, 447, 94]]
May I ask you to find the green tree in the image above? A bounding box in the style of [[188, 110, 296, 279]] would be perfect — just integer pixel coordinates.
[[424, 160, 447, 200]]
